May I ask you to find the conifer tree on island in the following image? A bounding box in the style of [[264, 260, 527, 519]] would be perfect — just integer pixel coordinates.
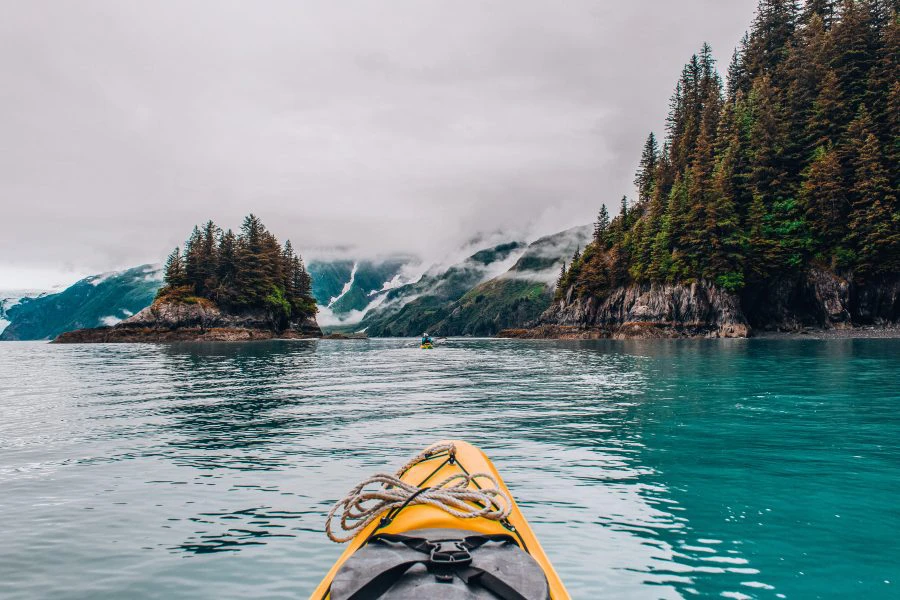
[[156, 214, 317, 330]]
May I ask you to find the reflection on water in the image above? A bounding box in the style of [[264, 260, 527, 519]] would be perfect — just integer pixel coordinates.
[[0, 338, 898, 599]]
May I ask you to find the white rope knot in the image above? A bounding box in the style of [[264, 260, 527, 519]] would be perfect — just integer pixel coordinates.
[[325, 444, 512, 543]]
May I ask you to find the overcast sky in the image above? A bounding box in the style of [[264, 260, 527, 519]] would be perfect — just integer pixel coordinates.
[[0, 0, 759, 289]]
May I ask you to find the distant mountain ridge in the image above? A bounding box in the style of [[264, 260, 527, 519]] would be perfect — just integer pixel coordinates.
[[358, 226, 591, 336], [0, 290, 48, 336], [2, 226, 590, 340], [0, 266, 163, 341]]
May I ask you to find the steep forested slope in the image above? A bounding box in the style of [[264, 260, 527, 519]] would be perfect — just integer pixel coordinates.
[[549, 0, 898, 335]]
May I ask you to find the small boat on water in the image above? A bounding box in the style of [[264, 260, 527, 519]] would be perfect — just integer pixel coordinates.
[[312, 440, 569, 599], [420, 332, 434, 350]]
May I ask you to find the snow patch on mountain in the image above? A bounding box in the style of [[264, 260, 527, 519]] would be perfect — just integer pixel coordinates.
[[328, 262, 358, 307], [0, 290, 48, 335]]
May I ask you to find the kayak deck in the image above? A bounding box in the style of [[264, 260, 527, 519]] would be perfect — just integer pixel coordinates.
[[311, 440, 569, 599]]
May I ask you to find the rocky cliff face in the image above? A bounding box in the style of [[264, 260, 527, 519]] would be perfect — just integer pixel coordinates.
[[517, 269, 898, 339], [537, 280, 749, 338], [53, 300, 321, 343], [741, 269, 899, 331]]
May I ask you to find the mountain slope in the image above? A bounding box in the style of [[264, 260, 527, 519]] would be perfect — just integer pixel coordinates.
[[307, 260, 356, 306], [0, 265, 163, 341], [328, 258, 411, 314], [359, 241, 526, 336], [357, 228, 590, 336], [308, 257, 414, 327], [0, 290, 48, 336], [430, 225, 591, 336]]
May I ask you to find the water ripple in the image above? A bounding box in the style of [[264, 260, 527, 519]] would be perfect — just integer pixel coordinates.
[[1, 338, 898, 599]]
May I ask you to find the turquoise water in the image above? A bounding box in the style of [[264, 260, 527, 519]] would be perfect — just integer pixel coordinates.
[[0, 339, 898, 599]]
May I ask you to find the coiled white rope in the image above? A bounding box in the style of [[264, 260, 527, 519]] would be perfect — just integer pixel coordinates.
[[325, 443, 512, 543]]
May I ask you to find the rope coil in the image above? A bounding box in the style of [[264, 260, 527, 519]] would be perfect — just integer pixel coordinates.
[[325, 443, 512, 543]]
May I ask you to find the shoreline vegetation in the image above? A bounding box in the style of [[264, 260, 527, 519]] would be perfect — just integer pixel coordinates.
[[510, 0, 899, 340], [54, 215, 322, 343]]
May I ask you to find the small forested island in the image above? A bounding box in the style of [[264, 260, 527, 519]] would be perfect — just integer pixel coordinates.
[[55, 215, 321, 342], [505, 0, 899, 339]]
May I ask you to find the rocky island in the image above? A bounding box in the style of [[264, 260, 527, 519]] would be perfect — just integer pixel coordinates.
[[55, 215, 321, 343]]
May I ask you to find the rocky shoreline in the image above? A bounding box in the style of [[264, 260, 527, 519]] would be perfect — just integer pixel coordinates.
[[499, 269, 898, 340], [52, 299, 322, 343], [497, 324, 900, 340], [53, 326, 319, 343]]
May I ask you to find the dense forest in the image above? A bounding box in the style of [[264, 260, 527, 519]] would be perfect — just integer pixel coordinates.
[[559, 0, 898, 301], [159, 214, 316, 323]]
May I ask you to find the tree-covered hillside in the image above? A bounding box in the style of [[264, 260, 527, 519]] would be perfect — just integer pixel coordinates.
[[158, 214, 316, 328], [561, 0, 898, 303]]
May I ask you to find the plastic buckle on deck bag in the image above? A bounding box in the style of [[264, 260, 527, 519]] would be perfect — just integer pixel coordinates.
[[428, 540, 472, 582]]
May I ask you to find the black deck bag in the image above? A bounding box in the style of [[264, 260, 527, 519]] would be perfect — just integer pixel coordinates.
[[330, 528, 550, 600]]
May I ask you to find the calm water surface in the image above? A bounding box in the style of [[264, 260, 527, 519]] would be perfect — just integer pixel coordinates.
[[1, 338, 898, 599]]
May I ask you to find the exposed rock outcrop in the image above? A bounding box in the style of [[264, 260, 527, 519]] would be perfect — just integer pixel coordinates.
[[502, 269, 899, 339], [532, 280, 748, 339], [53, 300, 321, 343], [741, 269, 899, 332]]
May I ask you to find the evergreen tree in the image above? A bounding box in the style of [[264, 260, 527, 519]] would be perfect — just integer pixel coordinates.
[[619, 196, 630, 228], [685, 81, 725, 273], [707, 135, 745, 286], [163, 247, 187, 287], [198, 220, 219, 292], [846, 131, 899, 274], [830, 0, 878, 117], [217, 229, 238, 292], [866, 14, 898, 149], [800, 144, 849, 257], [807, 69, 847, 148], [634, 133, 660, 206], [802, 0, 838, 29], [746, 193, 774, 280], [571, 246, 582, 265], [886, 80, 900, 186], [556, 261, 567, 293], [282, 240, 297, 301], [748, 75, 790, 200], [727, 34, 752, 99], [648, 214, 674, 281], [183, 225, 205, 293], [234, 214, 268, 306], [784, 14, 832, 174], [293, 255, 312, 299], [593, 205, 610, 246], [745, 0, 799, 78]]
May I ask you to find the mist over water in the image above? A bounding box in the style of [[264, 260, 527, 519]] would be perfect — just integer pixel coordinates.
[[1, 339, 898, 599]]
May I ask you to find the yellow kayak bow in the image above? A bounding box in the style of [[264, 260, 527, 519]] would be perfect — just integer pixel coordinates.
[[311, 440, 569, 599]]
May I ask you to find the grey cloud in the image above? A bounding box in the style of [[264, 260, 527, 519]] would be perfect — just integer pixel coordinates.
[[0, 0, 758, 287]]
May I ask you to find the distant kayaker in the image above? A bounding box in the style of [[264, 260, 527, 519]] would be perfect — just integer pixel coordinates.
[[421, 332, 433, 346]]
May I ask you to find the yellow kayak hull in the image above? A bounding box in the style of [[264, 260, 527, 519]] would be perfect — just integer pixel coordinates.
[[420, 343, 434, 349], [310, 440, 569, 599]]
